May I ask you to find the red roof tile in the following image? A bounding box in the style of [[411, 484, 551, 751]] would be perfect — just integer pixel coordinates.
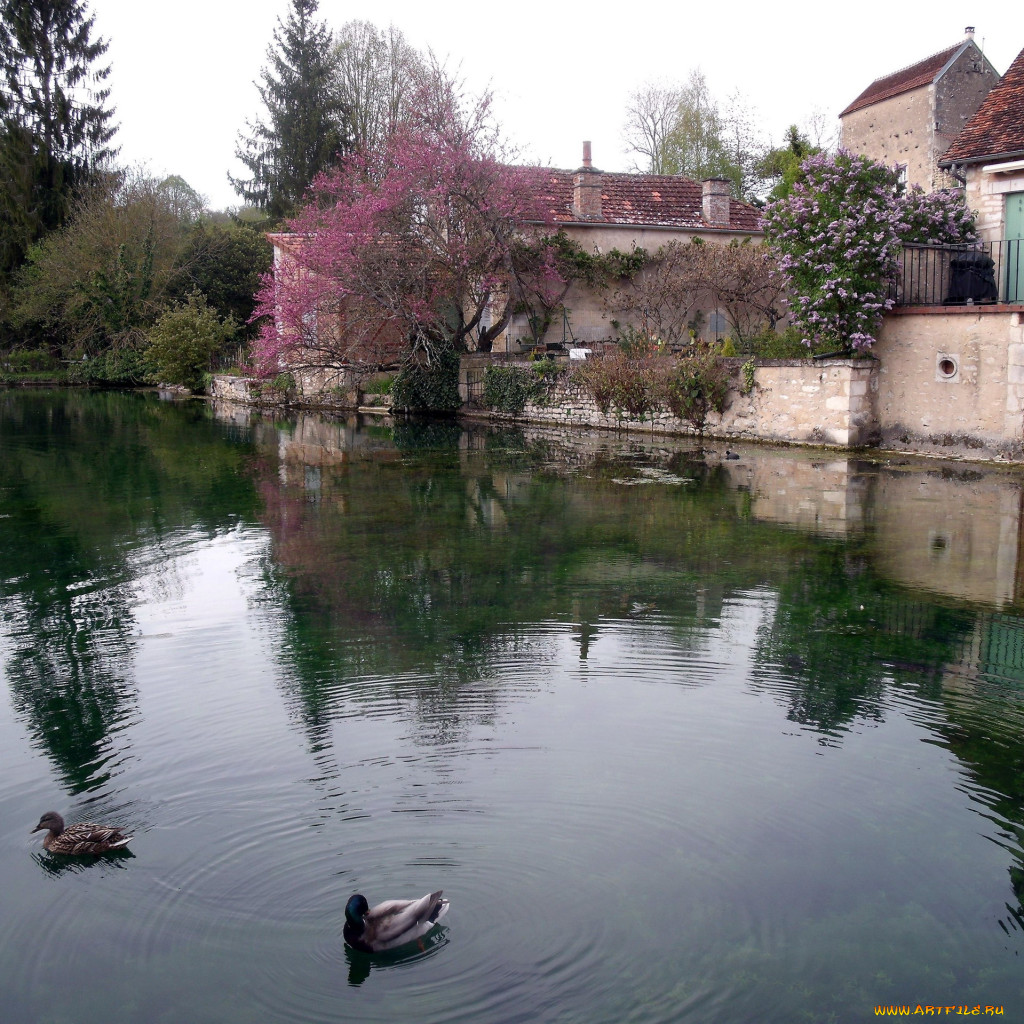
[[532, 169, 762, 232], [942, 46, 1024, 164], [840, 43, 963, 118]]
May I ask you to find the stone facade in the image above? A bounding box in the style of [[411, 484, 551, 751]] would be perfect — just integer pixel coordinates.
[[499, 222, 762, 351], [842, 85, 939, 188], [496, 151, 764, 353], [840, 35, 999, 191], [874, 308, 1024, 458], [964, 163, 1024, 242]]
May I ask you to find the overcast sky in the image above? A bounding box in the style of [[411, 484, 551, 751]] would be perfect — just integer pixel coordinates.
[[89, 0, 1024, 211]]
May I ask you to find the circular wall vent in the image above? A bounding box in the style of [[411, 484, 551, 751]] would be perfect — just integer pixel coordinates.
[[936, 355, 959, 381]]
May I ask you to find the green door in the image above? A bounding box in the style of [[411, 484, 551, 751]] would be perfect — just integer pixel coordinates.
[[1007, 192, 1024, 303]]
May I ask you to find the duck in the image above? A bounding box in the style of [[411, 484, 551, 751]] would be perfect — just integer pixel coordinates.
[[31, 811, 133, 855], [343, 890, 450, 953]]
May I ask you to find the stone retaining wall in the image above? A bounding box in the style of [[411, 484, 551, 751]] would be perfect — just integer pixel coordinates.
[[461, 355, 877, 448], [212, 306, 1024, 460]]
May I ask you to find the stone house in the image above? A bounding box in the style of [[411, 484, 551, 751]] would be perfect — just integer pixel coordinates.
[[939, 42, 1024, 304], [868, 43, 1024, 460], [493, 143, 763, 353], [839, 28, 1000, 190], [265, 231, 408, 395]]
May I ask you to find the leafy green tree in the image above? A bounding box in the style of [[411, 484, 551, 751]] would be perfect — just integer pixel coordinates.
[[0, 0, 117, 279], [230, 0, 346, 219], [157, 174, 206, 223], [668, 70, 733, 181], [756, 125, 819, 203], [147, 291, 236, 391], [172, 221, 272, 339], [10, 169, 190, 357]]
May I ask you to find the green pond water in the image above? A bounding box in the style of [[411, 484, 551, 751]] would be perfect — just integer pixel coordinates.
[[2, 387, 1024, 1023]]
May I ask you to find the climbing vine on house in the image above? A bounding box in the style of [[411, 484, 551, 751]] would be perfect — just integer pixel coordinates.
[[512, 231, 648, 346]]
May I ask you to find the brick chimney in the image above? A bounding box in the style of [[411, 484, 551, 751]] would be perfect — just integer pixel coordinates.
[[573, 141, 604, 221], [702, 177, 731, 227]]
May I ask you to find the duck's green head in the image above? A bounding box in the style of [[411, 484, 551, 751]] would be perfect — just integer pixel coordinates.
[[345, 894, 369, 929]]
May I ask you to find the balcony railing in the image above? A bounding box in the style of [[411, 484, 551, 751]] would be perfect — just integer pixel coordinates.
[[890, 239, 1024, 307]]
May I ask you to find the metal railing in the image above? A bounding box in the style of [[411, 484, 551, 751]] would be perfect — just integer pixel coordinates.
[[890, 239, 1024, 307]]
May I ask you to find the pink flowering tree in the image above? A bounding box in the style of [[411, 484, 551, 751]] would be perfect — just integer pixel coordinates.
[[763, 150, 977, 352], [252, 76, 559, 381]]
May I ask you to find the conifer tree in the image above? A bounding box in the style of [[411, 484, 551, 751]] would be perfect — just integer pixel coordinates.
[[0, 0, 117, 280], [231, 0, 347, 220]]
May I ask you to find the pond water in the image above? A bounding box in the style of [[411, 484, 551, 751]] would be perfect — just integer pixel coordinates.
[[2, 388, 1024, 1023]]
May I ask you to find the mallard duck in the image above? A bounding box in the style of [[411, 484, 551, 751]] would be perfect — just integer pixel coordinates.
[[344, 891, 450, 953], [31, 811, 133, 855]]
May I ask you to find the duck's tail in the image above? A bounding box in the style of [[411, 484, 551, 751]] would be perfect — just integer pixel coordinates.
[[429, 891, 450, 924]]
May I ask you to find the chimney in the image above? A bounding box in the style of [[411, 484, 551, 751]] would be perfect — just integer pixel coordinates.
[[965, 26, 975, 38], [702, 177, 731, 227], [573, 141, 603, 221]]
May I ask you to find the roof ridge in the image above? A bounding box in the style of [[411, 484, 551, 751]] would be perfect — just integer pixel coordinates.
[[941, 45, 1024, 165], [863, 40, 964, 89]]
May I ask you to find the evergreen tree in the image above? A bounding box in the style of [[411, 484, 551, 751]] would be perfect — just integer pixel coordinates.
[[231, 0, 347, 220], [0, 0, 117, 280], [756, 125, 820, 203]]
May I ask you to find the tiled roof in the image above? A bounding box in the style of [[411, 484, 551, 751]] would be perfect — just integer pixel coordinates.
[[533, 169, 762, 232], [840, 43, 964, 117], [941, 46, 1024, 164]]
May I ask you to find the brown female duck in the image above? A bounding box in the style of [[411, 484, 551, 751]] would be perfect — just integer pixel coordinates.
[[31, 811, 133, 855]]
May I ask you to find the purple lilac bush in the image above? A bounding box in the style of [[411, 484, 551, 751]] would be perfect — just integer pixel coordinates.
[[764, 150, 977, 352]]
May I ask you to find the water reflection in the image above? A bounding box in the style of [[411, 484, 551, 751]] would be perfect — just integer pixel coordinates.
[[342, 927, 450, 987], [6, 391, 1024, 1021], [234, 409, 1024, 949], [0, 390, 260, 797], [31, 848, 135, 878], [245, 410, 1024, 753]]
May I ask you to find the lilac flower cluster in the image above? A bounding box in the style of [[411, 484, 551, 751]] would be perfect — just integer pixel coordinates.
[[764, 151, 977, 352], [895, 185, 979, 246]]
